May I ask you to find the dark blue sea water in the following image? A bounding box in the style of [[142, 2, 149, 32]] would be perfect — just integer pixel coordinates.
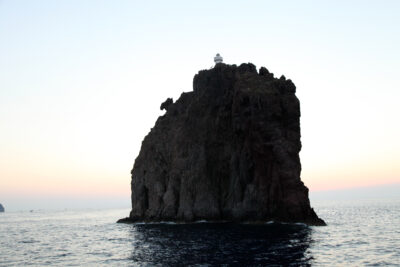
[[0, 199, 399, 266]]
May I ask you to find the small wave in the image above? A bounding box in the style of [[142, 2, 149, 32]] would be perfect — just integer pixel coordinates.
[[20, 240, 39, 244], [58, 253, 72, 257], [276, 221, 308, 227], [159, 221, 178, 224], [133, 221, 178, 225], [293, 222, 307, 226]]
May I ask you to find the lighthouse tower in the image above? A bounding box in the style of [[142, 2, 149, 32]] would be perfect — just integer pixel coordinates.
[[214, 53, 223, 64]]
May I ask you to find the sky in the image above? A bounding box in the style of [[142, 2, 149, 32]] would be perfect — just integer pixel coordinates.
[[1, 0, 399, 210]]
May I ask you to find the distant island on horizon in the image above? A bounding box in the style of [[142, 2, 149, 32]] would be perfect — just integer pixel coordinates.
[[119, 59, 325, 226]]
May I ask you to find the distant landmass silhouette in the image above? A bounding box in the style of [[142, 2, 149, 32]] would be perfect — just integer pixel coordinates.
[[119, 63, 325, 226], [0, 203, 4, 212]]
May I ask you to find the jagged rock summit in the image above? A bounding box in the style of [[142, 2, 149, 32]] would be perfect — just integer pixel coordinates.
[[119, 63, 325, 226]]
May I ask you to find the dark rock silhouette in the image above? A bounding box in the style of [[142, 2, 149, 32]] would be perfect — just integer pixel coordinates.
[[160, 98, 173, 111], [0, 203, 4, 212], [119, 63, 325, 226]]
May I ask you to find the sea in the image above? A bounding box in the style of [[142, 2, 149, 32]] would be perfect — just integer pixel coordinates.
[[0, 199, 399, 266]]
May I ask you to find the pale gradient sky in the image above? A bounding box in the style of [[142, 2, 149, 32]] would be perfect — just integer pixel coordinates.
[[1, 0, 399, 210]]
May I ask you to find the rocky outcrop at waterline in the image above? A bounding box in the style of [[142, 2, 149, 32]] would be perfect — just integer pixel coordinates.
[[119, 63, 326, 226]]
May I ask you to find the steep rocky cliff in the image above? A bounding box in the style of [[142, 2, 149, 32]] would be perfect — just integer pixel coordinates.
[[119, 63, 325, 226]]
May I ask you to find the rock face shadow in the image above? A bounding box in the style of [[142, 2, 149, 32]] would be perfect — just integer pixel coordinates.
[[128, 223, 313, 266]]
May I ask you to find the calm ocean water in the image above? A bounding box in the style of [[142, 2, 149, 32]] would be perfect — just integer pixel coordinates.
[[0, 199, 399, 266]]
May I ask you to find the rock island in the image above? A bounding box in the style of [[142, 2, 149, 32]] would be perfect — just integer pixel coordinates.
[[119, 56, 325, 226]]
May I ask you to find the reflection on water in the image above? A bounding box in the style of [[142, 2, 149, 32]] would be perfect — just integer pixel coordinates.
[[129, 223, 312, 266]]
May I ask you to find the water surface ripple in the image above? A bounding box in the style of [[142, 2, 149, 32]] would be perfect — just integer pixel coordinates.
[[0, 199, 399, 266]]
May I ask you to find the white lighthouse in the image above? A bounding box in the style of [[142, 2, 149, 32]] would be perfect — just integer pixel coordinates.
[[214, 53, 223, 64]]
